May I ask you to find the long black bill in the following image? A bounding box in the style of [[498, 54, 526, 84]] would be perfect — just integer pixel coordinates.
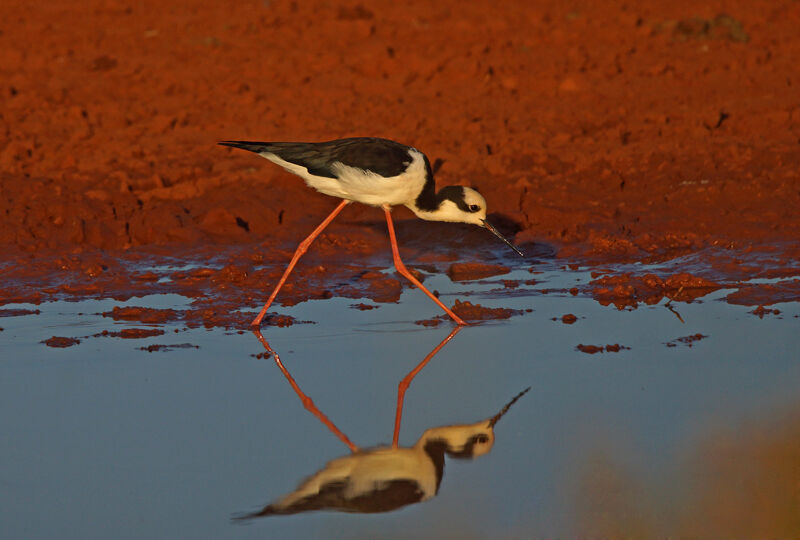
[[482, 220, 525, 257], [488, 387, 531, 428]]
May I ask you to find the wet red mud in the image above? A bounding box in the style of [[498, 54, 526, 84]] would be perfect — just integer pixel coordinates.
[[2, 1, 800, 326], [561, 314, 578, 324], [589, 272, 722, 309], [102, 306, 180, 324], [42, 336, 81, 348], [95, 328, 165, 339], [726, 279, 800, 306], [749, 305, 781, 318], [447, 263, 511, 282], [416, 300, 521, 326]]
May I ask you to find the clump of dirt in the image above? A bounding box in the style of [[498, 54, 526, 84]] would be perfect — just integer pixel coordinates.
[[665, 333, 708, 347], [447, 263, 511, 281], [576, 344, 630, 354], [350, 303, 378, 310], [257, 313, 303, 328], [452, 299, 521, 320], [415, 318, 444, 327], [102, 306, 180, 324], [750, 306, 781, 318], [591, 272, 721, 309], [140, 343, 199, 352], [42, 336, 81, 348], [414, 299, 521, 325], [94, 328, 165, 339]]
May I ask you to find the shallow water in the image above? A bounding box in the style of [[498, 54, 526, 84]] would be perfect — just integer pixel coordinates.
[[1, 260, 799, 538]]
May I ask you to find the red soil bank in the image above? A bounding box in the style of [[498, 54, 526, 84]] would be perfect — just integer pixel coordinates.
[[2, 0, 800, 318]]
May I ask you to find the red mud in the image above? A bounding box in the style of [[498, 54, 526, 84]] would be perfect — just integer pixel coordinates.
[[42, 336, 81, 348], [749, 305, 781, 318], [94, 328, 165, 339], [726, 279, 800, 306], [590, 272, 722, 309], [452, 299, 520, 320], [447, 263, 511, 281], [2, 0, 800, 324], [102, 306, 179, 324], [416, 299, 521, 326]]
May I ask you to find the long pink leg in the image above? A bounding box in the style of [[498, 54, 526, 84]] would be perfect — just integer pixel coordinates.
[[251, 200, 350, 327], [392, 326, 462, 447], [252, 330, 360, 453], [383, 205, 467, 326]]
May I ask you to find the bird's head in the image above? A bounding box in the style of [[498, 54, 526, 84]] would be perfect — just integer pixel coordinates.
[[430, 186, 487, 226], [417, 387, 531, 460], [420, 421, 497, 460], [428, 186, 524, 257]]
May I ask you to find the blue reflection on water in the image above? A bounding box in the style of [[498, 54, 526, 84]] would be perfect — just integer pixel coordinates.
[[1, 259, 799, 539]]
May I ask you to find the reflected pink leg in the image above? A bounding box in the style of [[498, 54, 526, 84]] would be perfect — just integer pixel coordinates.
[[252, 330, 360, 453], [251, 200, 350, 327], [383, 205, 467, 326], [392, 326, 462, 447]]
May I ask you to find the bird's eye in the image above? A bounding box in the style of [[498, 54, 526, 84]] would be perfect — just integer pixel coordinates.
[[476, 434, 489, 443], [468, 204, 481, 212]]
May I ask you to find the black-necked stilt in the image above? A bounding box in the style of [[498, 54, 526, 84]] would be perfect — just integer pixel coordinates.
[[237, 331, 530, 518], [218, 137, 524, 327]]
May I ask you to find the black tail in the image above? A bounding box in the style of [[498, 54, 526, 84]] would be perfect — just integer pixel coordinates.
[[218, 140, 272, 154], [230, 505, 277, 522]]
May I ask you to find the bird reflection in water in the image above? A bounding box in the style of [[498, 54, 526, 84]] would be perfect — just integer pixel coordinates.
[[236, 328, 529, 520]]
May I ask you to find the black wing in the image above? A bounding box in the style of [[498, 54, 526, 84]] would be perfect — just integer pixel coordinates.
[[232, 479, 425, 520], [219, 137, 415, 179]]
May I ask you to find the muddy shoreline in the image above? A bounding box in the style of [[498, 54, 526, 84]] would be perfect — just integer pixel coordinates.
[[2, 1, 799, 326]]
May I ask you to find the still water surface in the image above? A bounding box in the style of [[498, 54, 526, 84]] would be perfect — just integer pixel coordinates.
[[1, 262, 799, 538]]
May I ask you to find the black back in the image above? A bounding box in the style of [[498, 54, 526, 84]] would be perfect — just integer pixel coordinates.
[[219, 137, 415, 179]]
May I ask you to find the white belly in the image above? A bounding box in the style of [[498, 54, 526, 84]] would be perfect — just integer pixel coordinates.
[[261, 150, 428, 208]]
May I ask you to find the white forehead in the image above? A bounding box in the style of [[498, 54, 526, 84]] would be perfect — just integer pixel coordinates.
[[462, 188, 487, 207]]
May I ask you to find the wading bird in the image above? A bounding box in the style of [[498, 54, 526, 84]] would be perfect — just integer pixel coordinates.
[[236, 330, 530, 519], [219, 138, 524, 326]]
